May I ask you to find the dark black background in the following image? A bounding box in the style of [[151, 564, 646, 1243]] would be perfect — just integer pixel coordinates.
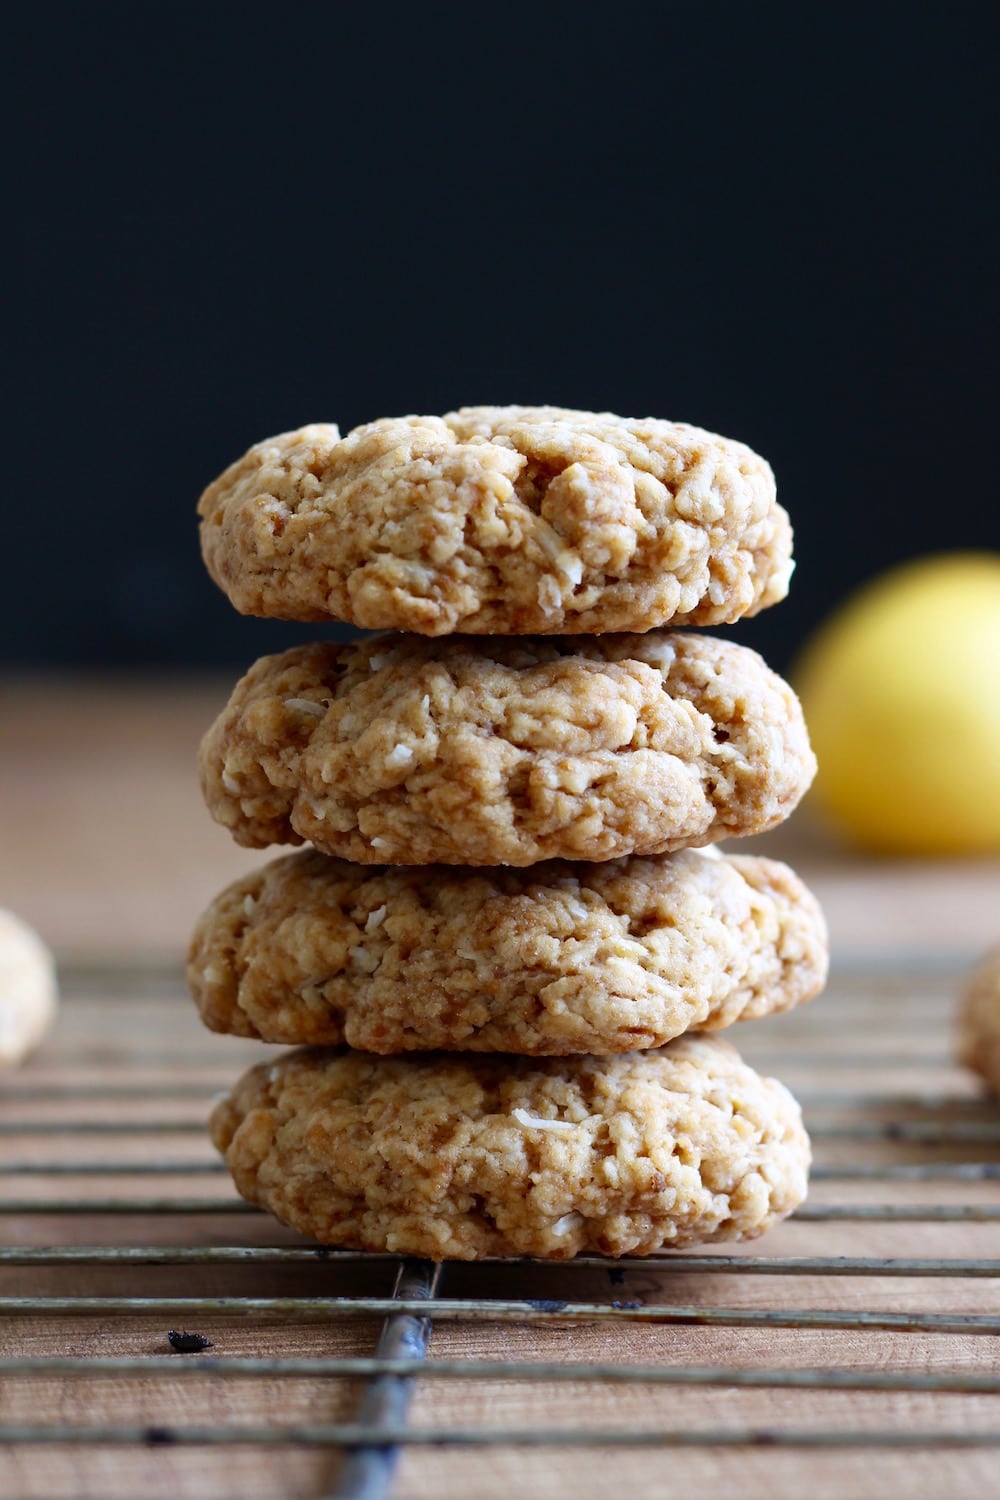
[[11, 2, 999, 674]]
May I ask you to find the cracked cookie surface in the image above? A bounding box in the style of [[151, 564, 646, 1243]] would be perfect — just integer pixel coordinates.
[[958, 947, 1000, 1093], [199, 632, 815, 866], [198, 407, 792, 635], [210, 1037, 810, 1260], [189, 848, 827, 1053]]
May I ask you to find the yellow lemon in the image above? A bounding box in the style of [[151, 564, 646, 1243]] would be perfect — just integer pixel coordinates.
[[794, 552, 1000, 855]]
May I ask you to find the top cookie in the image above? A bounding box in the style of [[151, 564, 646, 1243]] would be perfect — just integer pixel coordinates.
[[198, 407, 792, 635]]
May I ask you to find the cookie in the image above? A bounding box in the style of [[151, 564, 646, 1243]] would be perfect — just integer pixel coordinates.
[[958, 947, 1000, 1093], [199, 632, 815, 866], [189, 847, 827, 1054], [210, 1037, 810, 1260], [197, 408, 792, 635], [0, 909, 58, 1068]]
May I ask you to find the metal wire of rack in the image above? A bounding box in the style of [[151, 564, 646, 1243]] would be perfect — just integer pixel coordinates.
[[2, 956, 1000, 1500]]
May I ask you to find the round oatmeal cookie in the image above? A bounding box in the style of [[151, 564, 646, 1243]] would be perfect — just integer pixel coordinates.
[[0, 909, 58, 1068], [210, 1037, 811, 1260], [188, 848, 828, 1053], [958, 947, 1000, 1093], [197, 407, 792, 635], [199, 632, 815, 866]]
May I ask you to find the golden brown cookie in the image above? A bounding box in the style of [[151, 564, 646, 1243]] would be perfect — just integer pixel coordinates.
[[210, 1037, 810, 1260], [198, 408, 792, 635], [957, 947, 1000, 1093], [199, 632, 815, 866], [188, 848, 827, 1053]]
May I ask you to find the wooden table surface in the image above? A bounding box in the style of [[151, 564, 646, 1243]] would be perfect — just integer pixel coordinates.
[[2, 678, 1000, 1500]]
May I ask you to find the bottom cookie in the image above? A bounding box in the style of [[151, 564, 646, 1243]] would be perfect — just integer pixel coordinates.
[[210, 1037, 810, 1260], [958, 947, 1000, 1093]]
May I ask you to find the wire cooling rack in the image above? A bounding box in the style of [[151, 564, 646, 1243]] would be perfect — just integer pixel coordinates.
[[2, 955, 999, 1500]]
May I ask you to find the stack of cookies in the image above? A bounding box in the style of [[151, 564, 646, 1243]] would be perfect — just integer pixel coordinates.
[[190, 407, 828, 1260]]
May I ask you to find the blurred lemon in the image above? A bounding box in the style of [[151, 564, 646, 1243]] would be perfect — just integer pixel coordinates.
[[795, 552, 1000, 855]]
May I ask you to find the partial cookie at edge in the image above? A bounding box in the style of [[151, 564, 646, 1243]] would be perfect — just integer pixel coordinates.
[[210, 1037, 811, 1260], [188, 848, 828, 1053], [958, 947, 1000, 1093], [197, 407, 793, 635], [0, 910, 58, 1068], [198, 631, 816, 866]]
